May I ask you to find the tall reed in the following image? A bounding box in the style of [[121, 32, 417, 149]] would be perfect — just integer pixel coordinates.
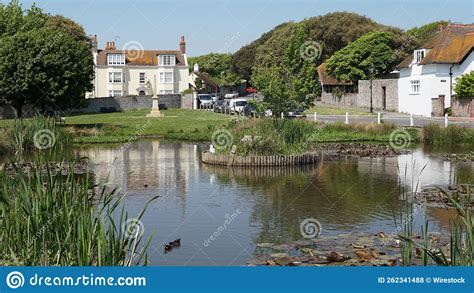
[[5, 116, 72, 158], [0, 159, 157, 266]]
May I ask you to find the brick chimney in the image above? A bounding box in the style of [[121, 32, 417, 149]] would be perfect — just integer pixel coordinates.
[[105, 41, 116, 50], [91, 35, 98, 52], [179, 36, 186, 54]]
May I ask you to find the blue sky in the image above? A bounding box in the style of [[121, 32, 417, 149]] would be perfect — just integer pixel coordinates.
[[7, 0, 474, 56]]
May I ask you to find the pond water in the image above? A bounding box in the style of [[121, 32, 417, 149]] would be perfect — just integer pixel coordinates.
[[67, 140, 472, 266]]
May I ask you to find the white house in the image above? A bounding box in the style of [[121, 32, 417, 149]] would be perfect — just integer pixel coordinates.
[[88, 36, 190, 98], [398, 23, 474, 116]]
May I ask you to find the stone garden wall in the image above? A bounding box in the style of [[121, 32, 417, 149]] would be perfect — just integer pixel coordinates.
[[78, 94, 182, 114], [320, 79, 398, 112], [452, 97, 474, 117]]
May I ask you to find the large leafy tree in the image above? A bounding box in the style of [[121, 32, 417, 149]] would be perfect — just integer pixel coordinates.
[[0, 1, 93, 117], [252, 23, 319, 115], [325, 31, 397, 84]]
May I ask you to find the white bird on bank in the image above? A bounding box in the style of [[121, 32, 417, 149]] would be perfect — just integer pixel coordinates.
[[209, 144, 216, 154]]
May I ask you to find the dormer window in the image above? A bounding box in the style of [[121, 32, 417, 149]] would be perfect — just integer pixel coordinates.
[[108, 54, 126, 65], [158, 55, 176, 66], [414, 49, 426, 63]]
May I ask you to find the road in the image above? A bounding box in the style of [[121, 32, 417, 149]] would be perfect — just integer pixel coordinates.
[[306, 113, 474, 128]]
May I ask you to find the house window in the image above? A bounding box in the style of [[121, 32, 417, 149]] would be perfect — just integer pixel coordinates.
[[139, 72, 146, 84], [108, 90, 123, 97], [159, 90, 174, 94], [158, 55, 176, 66], [414, 49, 425, 63], [107, 54, 126, 65], [159, 72, 174, 83], [108, 72, 124, 83], [410, 80, 420, 94]]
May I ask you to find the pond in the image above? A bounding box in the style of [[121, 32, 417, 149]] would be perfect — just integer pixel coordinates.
[[1, 140, 472, 266]]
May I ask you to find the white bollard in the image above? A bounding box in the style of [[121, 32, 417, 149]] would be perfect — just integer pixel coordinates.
[[445, 114, 449, 128], [281, 112, 284, 119], [314, 112, 317, 122], [345, 112, 349, 125], [377, 113, 381, 125], [410, 114, 414, 127]]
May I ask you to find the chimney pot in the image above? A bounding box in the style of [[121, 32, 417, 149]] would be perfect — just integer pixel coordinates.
[[180, 35, 186, 54]]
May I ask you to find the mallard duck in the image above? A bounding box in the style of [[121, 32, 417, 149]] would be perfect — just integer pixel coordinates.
[[164, 244, 173, 252], [171, 238, 181, 247]]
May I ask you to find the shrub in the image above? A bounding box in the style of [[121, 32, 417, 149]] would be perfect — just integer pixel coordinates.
[[454, 71, 474, 99]]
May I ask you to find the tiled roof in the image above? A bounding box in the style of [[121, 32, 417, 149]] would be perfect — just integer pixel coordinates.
[[398, 23, 474, 68], [96, 50, 186, 66], [317, 63, 353, 86]]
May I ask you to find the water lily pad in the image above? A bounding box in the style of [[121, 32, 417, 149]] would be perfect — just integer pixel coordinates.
[[257, 243, 274, 248], [270, 253, 290, 258]]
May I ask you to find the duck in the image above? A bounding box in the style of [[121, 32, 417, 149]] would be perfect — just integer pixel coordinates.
[[164, 244, 173, 252], [170, 238, 181, 247]]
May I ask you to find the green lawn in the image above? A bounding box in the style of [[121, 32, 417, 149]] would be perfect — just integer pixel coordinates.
[[305, 104, 376, 116], [66, 109, 233, 142], [0, 109, 233, 143]]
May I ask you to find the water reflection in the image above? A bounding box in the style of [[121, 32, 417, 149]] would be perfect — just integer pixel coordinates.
[[71, 141, 474, 265]]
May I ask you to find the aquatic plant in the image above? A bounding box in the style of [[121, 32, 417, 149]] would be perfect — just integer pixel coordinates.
[[0, 159, 157, 266], [422, 124, 474, 146], [5, 116, 72, 157]]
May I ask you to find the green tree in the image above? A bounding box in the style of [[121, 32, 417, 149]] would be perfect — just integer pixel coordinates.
[[0, 1, 93, 116], [252, 23, 319, 115], [187, 53, 232, 78], [407, 21, 447, 46], [454, 71, 474, 98], [325, 31, 397, 84]]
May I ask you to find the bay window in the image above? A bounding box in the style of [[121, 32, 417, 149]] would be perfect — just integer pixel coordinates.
[[109, 72, 124, 83], [160, 72, 174, 84]]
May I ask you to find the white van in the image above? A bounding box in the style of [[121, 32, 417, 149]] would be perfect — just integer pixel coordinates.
[[227, 98, 248, 114]]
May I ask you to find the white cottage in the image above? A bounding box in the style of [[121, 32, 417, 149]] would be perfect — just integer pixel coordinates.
[[397, 23, 474, 116], [88, 36, 189, 98]]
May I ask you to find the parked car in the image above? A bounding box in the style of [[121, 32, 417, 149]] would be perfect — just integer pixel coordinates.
[[210, 93, 221, 102], [285, 109, 305, 119], [224, 91, 239, 99], [198, 94, 213, 107], [227, 98, 248, 114], [214, 99, 225, 113]]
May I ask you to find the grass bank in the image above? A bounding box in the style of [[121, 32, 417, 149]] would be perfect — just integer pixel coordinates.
[[216, 118, 416, 156], [65, 109, 232, 143], [422, 124, 474, 146]]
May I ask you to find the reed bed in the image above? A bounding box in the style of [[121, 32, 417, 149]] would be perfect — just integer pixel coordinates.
[[0, 160, 157, 266]]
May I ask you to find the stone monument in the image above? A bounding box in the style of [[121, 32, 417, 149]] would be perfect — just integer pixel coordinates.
[[146, 75, 164, 118]]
